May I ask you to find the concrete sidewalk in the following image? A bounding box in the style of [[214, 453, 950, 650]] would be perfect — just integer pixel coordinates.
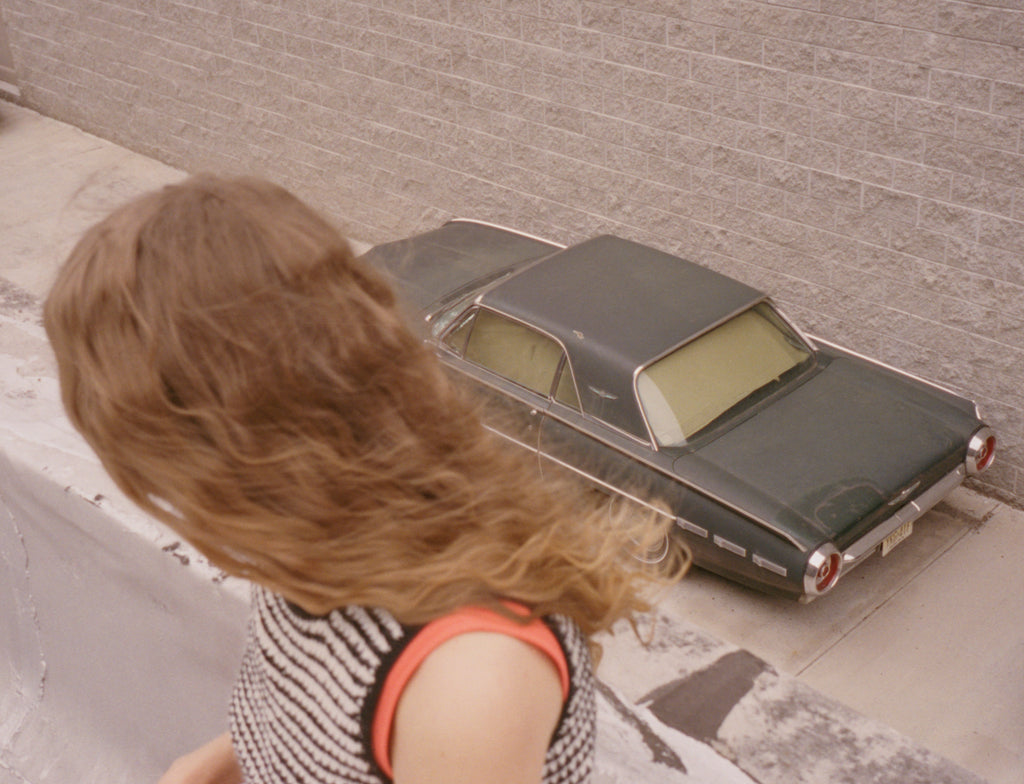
[[1, 100, 1018, 784]]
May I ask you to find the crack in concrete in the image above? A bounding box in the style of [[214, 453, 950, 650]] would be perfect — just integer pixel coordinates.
[[0, 483, 47, 773]]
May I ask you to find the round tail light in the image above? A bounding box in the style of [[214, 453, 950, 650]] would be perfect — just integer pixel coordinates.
[[804, 544, 842, 597], [966, 427, 996, 475]]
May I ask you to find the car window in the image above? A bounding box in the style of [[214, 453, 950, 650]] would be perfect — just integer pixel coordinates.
[[462, 309, 564, 397], [553, 357, 580, 410], [442, 309, 475, 355], [637, 303, 812, 446]]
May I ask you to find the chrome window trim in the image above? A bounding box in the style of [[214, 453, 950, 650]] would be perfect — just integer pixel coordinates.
[[632, 297, 812, 451], [442, 304, 573, 400], [841, 463, 967, 567]]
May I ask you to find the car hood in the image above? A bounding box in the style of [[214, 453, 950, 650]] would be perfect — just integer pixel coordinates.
[[672, 356, 975, 549]]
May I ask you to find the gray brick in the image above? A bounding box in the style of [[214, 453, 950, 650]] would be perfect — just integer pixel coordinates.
[[788, 74, 843, 111], [735, 124, 786, 158], [951, 173, 1016, 216], [813, 110, 868, 149], [666, 133, 715, 167], [815, 48, 872, 87], [899, 29, 963, 71], [992, 81, 1024, 119], [929, 70, 993, 111], [763, 38, 816, 76], [870, 59, 930, 98], [666, 18, 715, 54], [788, 135, 840, 173], [935, 2, 1006, 43], [712, 89, 759, 124], [841, 85, 897, 123], [893, 162, 952, 201], [821, 0, 874, 20], [691, 110, 741, 146], [714, 28, 763, 64], [736, 63, 787, 101], [955, 109, 1021, 152], [862, 121, 926, 163], [762, 100, 813, 135], [979, 213, 1024, 253], [712, 145, 760, 182], [603, 34, 647, 67], [919, 199, 980, 240], [838, 148, 893, 185], [665, 77, 714, 111], [896, 96, 957, 136], [810, 170, 863, 209], [691, 54, 737, 89], [961, 40, 1024, 83], [580, 2, 620, 35], [876, 0, 937, 30], [761, 157, 810, 193], [621, 8, 667, 44]]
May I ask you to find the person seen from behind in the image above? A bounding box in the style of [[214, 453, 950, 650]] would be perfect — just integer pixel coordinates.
[[43, 175, 686, 784]]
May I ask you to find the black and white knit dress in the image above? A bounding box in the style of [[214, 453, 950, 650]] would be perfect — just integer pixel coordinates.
[[229, 585, 596, 784]]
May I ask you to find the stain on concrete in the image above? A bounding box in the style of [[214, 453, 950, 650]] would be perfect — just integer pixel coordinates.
[[641, 650, 772, 744], [593, 679, 687, 773]]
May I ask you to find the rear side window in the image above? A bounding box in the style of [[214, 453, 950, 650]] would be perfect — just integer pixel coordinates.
[[455, 309, 565, 398]]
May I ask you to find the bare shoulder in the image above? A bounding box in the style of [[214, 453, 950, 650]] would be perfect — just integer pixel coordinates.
[[391, 631, 564, 784]]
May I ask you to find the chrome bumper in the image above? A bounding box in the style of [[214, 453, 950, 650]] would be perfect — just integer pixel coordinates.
[[842, 464, 967, 568]]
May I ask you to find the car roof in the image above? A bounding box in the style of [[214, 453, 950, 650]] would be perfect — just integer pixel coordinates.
[[478, 235, 765, 438]]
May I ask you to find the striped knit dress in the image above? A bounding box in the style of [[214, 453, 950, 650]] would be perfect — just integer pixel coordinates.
[[229, 586, 596, 784]]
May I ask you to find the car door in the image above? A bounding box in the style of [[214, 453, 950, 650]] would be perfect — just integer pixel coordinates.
[[436, 306, 564, 459], [537, 359, 687, 520]]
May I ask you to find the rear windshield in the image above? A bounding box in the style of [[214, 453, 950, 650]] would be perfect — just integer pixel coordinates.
[[636, 303, 812, 446]]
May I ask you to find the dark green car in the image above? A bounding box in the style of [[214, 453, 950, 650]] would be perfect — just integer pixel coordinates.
[[361, 220, 996, 601]]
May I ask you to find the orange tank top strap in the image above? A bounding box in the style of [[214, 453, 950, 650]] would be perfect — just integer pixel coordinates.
[[371, 602, 571, 778]]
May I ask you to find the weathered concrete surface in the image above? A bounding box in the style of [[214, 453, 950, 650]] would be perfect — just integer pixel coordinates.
[[1, 101, 1015, 784]]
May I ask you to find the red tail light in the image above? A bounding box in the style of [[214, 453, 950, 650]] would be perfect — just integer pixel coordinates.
[[966, 427, 996, 475], [804, 544, 842, 597]]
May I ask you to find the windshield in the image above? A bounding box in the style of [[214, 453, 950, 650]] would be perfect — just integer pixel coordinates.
[[636, 303, 812, 446]]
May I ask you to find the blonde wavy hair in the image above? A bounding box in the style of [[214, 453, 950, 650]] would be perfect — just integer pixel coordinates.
[[44, 174, 685, 635]]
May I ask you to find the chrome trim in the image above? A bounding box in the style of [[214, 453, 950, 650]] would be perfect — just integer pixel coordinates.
[[678, 518, 708, 538], [966, 426, 996, 475], [752, 554, 788, 577], [842, 464, 967, 567], [713, 535, 747, 557], [810, 335, 967, 401], [483, 423, 540, 455], [445, 218, 567, 249], [528, 445, 677, 521], [632, 296, 772, 450], [803, 543, 842, 597], [888, 480, 921, 507]]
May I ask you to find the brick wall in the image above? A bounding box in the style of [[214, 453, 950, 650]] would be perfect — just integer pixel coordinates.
[[3, 0, 1022, 502]]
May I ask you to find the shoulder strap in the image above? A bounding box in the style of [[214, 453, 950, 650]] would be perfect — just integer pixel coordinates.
[[371, 604, 570, 778]]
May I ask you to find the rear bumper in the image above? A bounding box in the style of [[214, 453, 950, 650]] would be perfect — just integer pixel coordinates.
[[841, 463, 967, 569]]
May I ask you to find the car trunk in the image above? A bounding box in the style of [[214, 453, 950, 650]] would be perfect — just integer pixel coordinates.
[[672, 356, 975, 550]]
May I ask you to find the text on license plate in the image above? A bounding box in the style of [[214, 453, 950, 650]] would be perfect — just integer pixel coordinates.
[[881, 520, 913, 556]]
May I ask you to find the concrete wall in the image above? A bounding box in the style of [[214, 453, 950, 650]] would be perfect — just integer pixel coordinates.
[[2, 0, 1021, 502]]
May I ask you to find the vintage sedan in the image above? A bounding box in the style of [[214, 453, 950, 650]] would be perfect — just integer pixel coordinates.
[[361, 220, 996, 601]]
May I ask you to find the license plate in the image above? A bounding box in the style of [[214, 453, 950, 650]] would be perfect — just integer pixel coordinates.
[[881, 520, 913, 556]]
